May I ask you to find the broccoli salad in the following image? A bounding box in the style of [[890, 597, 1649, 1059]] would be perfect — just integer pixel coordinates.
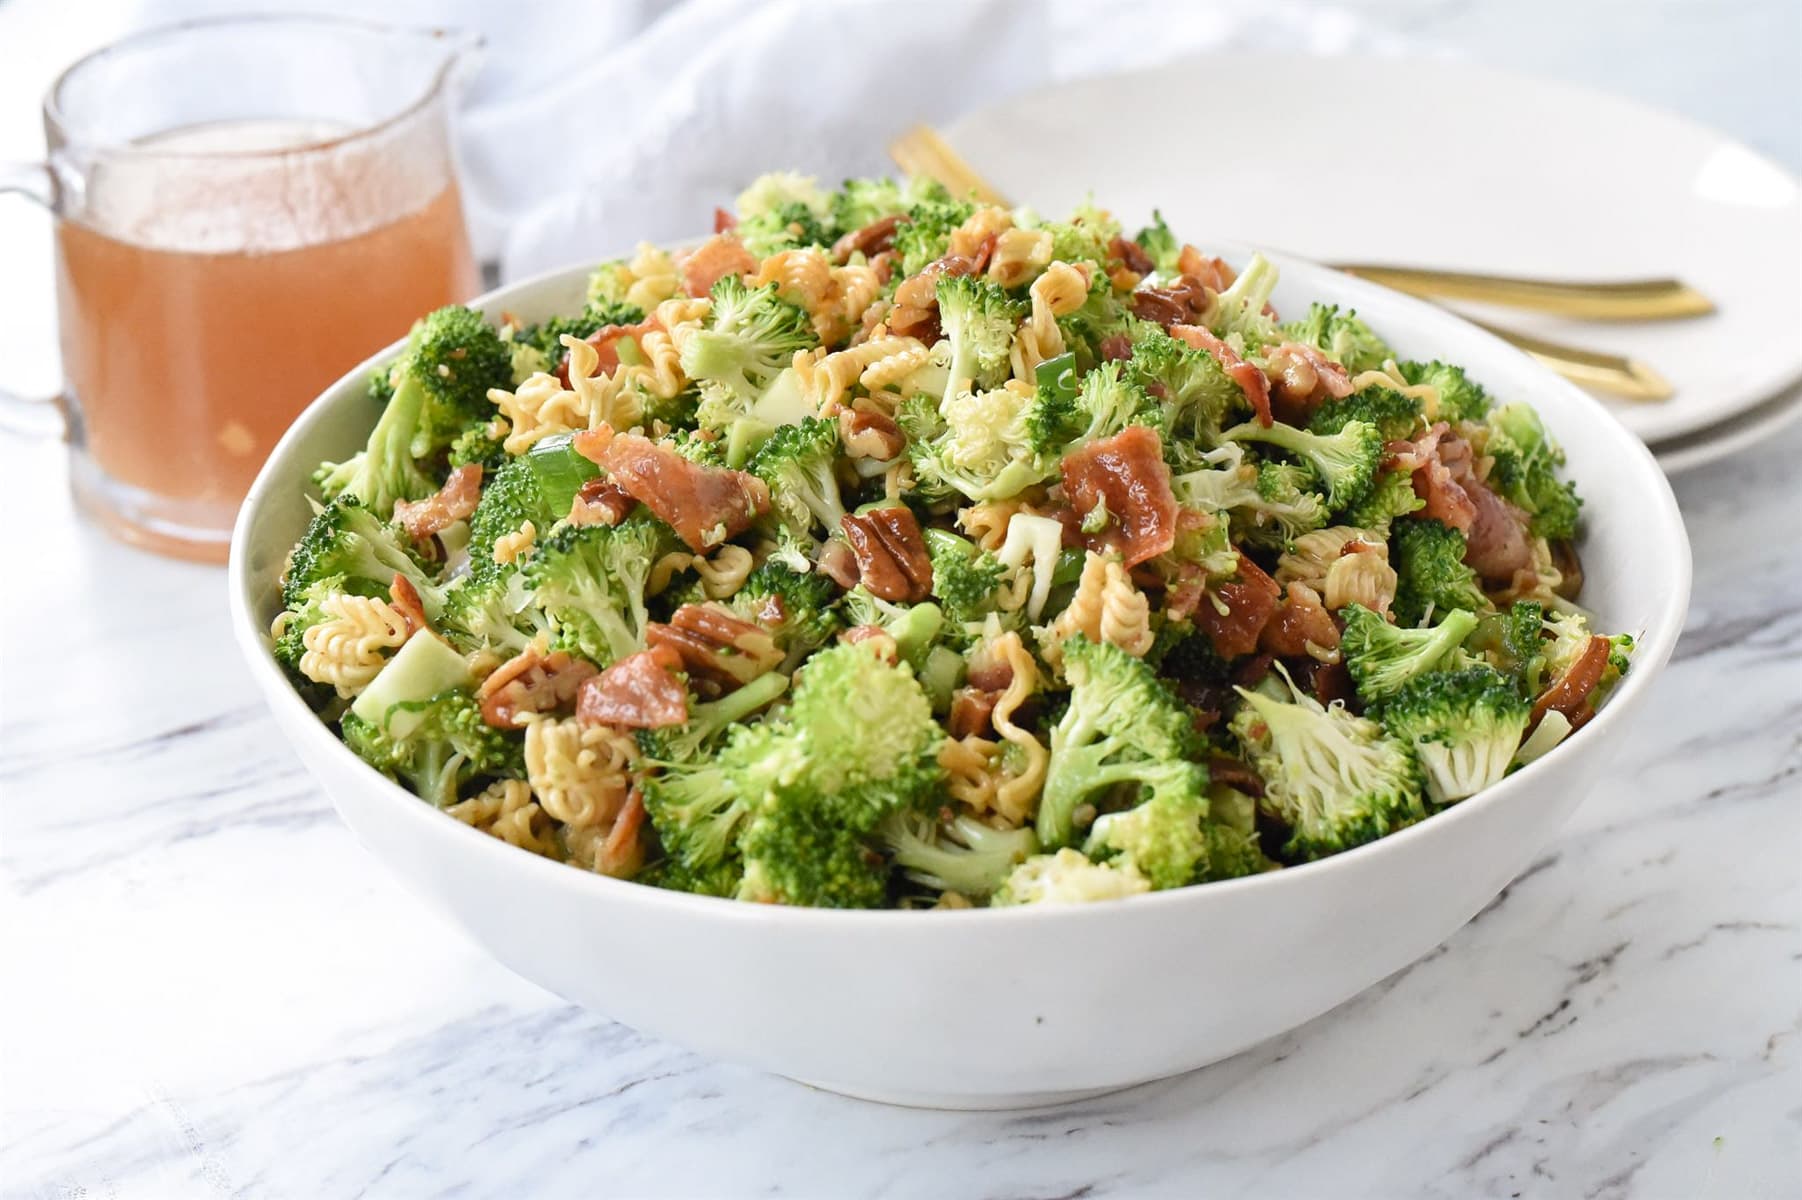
[[268, 173, 1635, 909]]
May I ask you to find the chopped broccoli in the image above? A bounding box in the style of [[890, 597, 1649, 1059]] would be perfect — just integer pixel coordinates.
[[924, 528, 1007, 626], [1132, 210, 1182, 274], [522, 520, 671, 665], [1340, 602, 1481, 701], [1207, 252, 1281, 347], [513, 300, 646, 371], [937, 274, 1026, 399], [909, 381, 1051, 503], [1281, 304, 1394, 374], [732, 172, 834, 256], [340, 688, 523, 810], [439, 565, 545, 656], [837, 587, 945, 672], [1171, 449, 1329, 549], [680, 276, 817, 415], [749, 417, 846, 537], [447, 423, 509, 473], [829, 175, 946, 234], [1398, 360, 1491, 423], [281, 495, 440, 615], [993, 511, 1067, 621], [643, 721, 798, 898], [1126, 328, 1243, 450], [1309, 386, 1424, 441], [1230, 674, 1424, 861], [1468, 600, 1547, 696], [1484, 402, 1582, 541], [1377, 665, 1530, 806], [637, 669, 790, 765], [312, 370, 436, 516], [1222, 418, 1383, 512], [1342, 468, 1425, 533], [728, 560, 843, 666], [1026, 359, 1158, 458], [1390, 517, 1490, 627], [1036, 636, 1208, 850], [892, 198, 976, 277], [1083, 789, 1266, 890], [881, 810, 1039, 897], [990, 848, 1152, 905], [465, 435, 603, 565]]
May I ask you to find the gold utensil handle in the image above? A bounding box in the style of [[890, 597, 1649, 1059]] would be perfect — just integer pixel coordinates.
[[1332, 264, 1714, 321], [887, 125, 1673, 400], [1471, 320, 1673, 400]]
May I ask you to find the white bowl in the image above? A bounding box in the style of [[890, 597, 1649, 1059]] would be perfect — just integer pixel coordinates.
[[228, 249, 1691, 1109]]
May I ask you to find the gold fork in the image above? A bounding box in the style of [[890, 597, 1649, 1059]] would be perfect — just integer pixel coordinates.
[[888, 124, 1696, 400]]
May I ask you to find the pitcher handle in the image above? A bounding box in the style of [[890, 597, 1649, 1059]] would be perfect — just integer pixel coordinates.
[[0, 160, 67, 439]]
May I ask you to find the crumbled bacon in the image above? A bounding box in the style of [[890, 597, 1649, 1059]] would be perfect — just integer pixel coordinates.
[[1390, 423, 1533, 583], [1530, 635, 1610, 732], [1263, 342, 1354, 426], [948, 687, 1002, 739], [573, 427, 770, 552], [394, 464, 483, 542], [1170, 323, 1273, 427], [1177, 246, 1236, 293], [832, 214, 903, 263], [713, 206, 737, 234], [1098, 333, 1136, 362], [388, 574, 429, 637], [840, 507, 933, 603], [1260, 583, 1342, 658], [680, 232, 758, 297], [1109, 236, 1156, 276], [645, 604, 782, 695], [1194, 555, 1281, 659], [567, 477, 636, 527], [576, 646, 690, 729], [1132, 275, 1212, 328], [1058, 425, 1180, 567], [479, 646, 600, 728]]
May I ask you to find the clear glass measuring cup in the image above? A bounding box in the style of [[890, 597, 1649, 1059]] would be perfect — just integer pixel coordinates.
[[0, 15, 483, 562]]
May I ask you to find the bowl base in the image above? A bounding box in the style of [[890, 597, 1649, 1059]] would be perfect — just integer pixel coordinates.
[[785, 1075, 1158, 1111]]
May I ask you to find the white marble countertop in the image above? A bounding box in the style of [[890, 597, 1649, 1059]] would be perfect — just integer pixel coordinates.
[[3, 3, 1800, 1197]]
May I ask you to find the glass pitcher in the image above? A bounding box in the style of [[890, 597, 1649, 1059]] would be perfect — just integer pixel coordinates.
[[0, 16, 482, 562]]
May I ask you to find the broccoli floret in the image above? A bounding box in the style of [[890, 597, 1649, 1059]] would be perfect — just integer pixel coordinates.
[[748, 417, 846, 537], [1222, 418, 1383, 512], [438, 565, 545, 655], [892, 198, 977, 277], [312, 369, 437, 517], [837, 587, 946, 673], [728, 560, 843, 665], [992, 511, 1067, 622], [1398, 360, 1491, 423], [937, 274, 1026, 400], [667, 427, 728, 467], [1340, 602, 1481, 701], [1025, 359, 1158, 458], [1468, 600, 1546, 696], [1309, 386, 1424, 442], [1539, 610, 1634, 708], [924, 529, 1007, 627], [1127, 328, 1243, 451], [732, 172, 834, 257], [1207, 252, 1281, 348], [1281, 304, 1394, 375], [1390, 517, 1490, 627], [990, 848, 1151, 905], [522, 520, 670, 665], [447, 423, 509, 473], [281, 495, 440, 614], [1036, 199, 1120, 268], [680, 276, 817, 413], [1036, 636, 1208, 850], [1484, 402, 1582, 541], [340, 688, 523, 809], [1230, 675, 1424, 861], [828, 176, 932, 234], [1082, 790, 1266, 890], [643, 721, 798, 897], [909, 380, 1052, 503], [464, 435, 603, 565], [637, 670, 790, 765], [1377, 666, 1530, 806], [1132, 210, 1182, 274], [1342, 468, 1425, 533], [881, 810, 1039, 897], [1171, 449, 1328, 550]]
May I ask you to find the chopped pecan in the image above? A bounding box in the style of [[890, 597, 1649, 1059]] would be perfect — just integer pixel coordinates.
[[838, 407, 906, 460], [478, 646, 600, 728], [1098, 333, 1136, 362], [1109, 235, 1155, 276], [568, 477, 636, 527], [1131, 274, 1212, 328], [645, 603, 783, 696], [840, 507, 933, 603]]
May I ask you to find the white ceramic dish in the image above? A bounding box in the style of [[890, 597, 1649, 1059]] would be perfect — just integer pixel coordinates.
[[229, 248, 1691, 1110], [942, 53, 1802, 445]]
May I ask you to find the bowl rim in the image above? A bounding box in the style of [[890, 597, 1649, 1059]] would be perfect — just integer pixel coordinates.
[[228, 244, 1693, 926]]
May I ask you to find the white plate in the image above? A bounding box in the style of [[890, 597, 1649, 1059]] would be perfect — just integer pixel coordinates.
[[942, 53, 1802, 444], [1653, 382, 1802, 473]]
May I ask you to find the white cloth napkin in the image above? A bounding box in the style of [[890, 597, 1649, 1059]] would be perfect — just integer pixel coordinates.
[[128, 0, 1388, 280]]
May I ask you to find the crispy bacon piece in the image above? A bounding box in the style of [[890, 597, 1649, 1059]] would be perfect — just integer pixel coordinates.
[[1390, 423, 1533, 583], [573, 427, 770, 552], [680, 232, 758, 298], [394, 464, 483, 542], [832, 214, 903, 263], [1177, 245, 1236, 293], [1132, 275, 1212, 328], [713, 206, 737, 234], [1098, 333, 1136, 362], [1530, 635, 1610, 732], [567, 477, 636, 528], [948, 687, 1002, 739], [388, 574, 429, 637], [1260, 583, 1342, 658], [1194, 555, 1282, 659], [1263, 342, 1354, 427], [479, 646, 600, 729], [1171, 323, 1273, 427], [840, 507, 933, 603], [838, 407, 906, 460], [556, 317, 659, 386], [645, 603, 782, 695], [1206, 754, 1265, 799], [1058, 425, 1180, 568], [1109, 236, 1156, 276], [576, 646, 690, 729]]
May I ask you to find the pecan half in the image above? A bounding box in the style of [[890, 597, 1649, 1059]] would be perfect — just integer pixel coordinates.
[[839, 507, 933, 603], [839, 407, 906, 460], [644, 603, 782, 697], [1131, 274, 1212, 328]]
